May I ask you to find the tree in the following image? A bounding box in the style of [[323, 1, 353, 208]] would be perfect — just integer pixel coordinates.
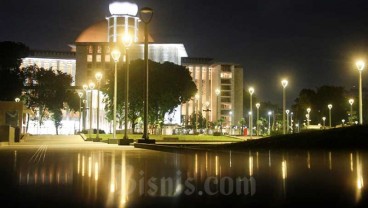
[[0, 41, 29, 71], [20, 65, 73, 134], [0, 41, 29, 101], [292, 85, 347, 127], [103, 60, 197, 133]]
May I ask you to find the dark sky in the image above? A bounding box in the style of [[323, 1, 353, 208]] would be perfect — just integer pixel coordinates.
[[1, 0, 368, 105]]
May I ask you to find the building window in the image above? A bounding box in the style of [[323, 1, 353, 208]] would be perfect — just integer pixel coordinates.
[[220, 72, 232, 78], [96, 55, 101, 62], [88, 46, 93, 54], [221, 79, 231, 84], [105, 46, 110, 54], [97, 46, 102, 53], [105, 55, 111, 62], [87, 55, 93, 62], [87, 63, 92, 69]]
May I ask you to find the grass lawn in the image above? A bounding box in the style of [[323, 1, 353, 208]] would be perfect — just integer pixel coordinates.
[[84, 133, 243, 142]]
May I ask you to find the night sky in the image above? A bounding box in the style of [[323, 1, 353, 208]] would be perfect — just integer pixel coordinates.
[[1, 0, 368, 105]]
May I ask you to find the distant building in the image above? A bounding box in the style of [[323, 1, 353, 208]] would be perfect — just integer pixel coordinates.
[[181, 57, 243, 129]]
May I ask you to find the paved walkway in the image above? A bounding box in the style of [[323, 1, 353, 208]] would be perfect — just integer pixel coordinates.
[[1, 134, 135, 150]]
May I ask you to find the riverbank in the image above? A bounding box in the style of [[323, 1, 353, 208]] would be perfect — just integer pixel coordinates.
[[211, 125, 368, 150]]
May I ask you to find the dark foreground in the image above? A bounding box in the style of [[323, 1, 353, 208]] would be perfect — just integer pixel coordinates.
[[1, 133, 368, 207]]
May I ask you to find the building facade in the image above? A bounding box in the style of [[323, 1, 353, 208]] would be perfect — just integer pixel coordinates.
[[181, 57, 243, 130]]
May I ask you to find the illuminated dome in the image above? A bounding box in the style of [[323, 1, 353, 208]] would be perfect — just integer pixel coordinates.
[[75, 20, 107, 42], [109, 2, 138, 16], [75, 20, 154, 43]]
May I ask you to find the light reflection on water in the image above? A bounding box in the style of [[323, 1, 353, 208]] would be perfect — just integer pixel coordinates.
[[1, 148, 367, 207]]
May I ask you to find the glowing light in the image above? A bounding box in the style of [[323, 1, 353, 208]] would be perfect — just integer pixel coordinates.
[[307, 152, 311, 169], [77, 153, 80, 174], [94, 162, 99, 181], [249, 156, 253, 176], [350, 153, 354, 172], [195, 154, 198, 175], [356, 60, 365, 71], [282, 160, 287, 179], [111, 49, 121, 62], [95, 72, 103, 82], [215, 155, 219, 176], [88, 156, 92, 178], [329, 152, 332, 170], [281, 79, 288, 88], [248, 87, 254, 95], [349, 98, 354, 105], [82, 156, 85, 177], [109, 2, 138, 16], [122, 33, 133, 48]]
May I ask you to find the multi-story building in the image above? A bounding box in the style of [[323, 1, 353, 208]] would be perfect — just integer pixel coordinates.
[[19, 1, 244, 134], [181, 57, 243, 129]]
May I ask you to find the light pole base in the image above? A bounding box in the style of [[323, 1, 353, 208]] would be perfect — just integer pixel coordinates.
[[137, 139, 156, 144], [118, 139, 134, 145]]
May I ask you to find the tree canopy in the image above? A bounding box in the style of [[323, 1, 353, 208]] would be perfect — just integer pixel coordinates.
[[103, 59, 197, 132], [0, 41, 29, 71]]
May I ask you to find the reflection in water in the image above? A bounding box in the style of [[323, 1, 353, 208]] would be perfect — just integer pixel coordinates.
[[249, 155, 253, 176], [356, 153, 364, 203], [5, 148, 368, 207], [350, 153, 354, 172], [307, 151, 311, 169], [328, 151, 332, 170]]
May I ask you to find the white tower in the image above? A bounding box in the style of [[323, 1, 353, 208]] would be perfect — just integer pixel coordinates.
[[107, 2, 140, 43]]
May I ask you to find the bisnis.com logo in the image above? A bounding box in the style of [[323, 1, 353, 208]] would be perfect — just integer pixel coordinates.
[[122, 169, 256, 197]]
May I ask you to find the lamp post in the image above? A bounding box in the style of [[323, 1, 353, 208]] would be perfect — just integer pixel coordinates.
[[82, 84, 88, 131], [77, 92, 83, 133], [356, 60, 364, 124], [342, 119, 345, 127], [111, 49, 121, 140], [322, 116, 326, 129], [139, 7, 155, 143], [203, 101, 211, 134], [281, 79, 288, 134], [286, 109, 290, 133], [328, 104, 333, 128], [268, 111, 272, 136], [88, 82, 95, 139], [349, 98, 354, 125], [290, 112, 294, 133], [229, 111, 233, 135], [194, 93, 199, 134], [256, 103, 260, 136], [95, 72, 102, 141], [215, 88, 221, 121], [305, 114, 309, 129], [121, 33, 133, 145], [306, 107, 311, 127], [249, 87, 254, 139]]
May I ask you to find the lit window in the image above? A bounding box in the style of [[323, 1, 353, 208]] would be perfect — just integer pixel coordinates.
[[96, 55, 101, 62], [105, 46, 110, 54], [97, 46, 102, 53], [105, 55, 110, 62], [87, 55, 93, 62], [88, 46, 93, 54]]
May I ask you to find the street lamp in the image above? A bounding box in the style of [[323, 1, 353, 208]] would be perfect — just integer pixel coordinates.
[[306, 107, 311, 127], [95, 72, 103, 141], [111, 49, 121, 140], [15, 98, 20, 102], [322, 116, 326, 129], [203, 101, 211, 134], [342, 119, 345, 127], [215, 88, 221, 121], [281, 79, 288, 134], [77, 92, 83, 133], [195, 93, 199, 134], [286, 109, 290, 133], [356, 60, 364, 124], [268, 111, 272, 136], [328, 104, 333, 128], [290, 112, 294, 133], [82, 84, 88, 131], [305, 114, 309, 129], [121, 33, 133, 145], [88, 82, 95, 139], [229, 111, 233, 135], [248, 87, 254, 139], [256, 103, 260, 136], [349, 98, 354, 125], [139, 7, 155, 144]]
